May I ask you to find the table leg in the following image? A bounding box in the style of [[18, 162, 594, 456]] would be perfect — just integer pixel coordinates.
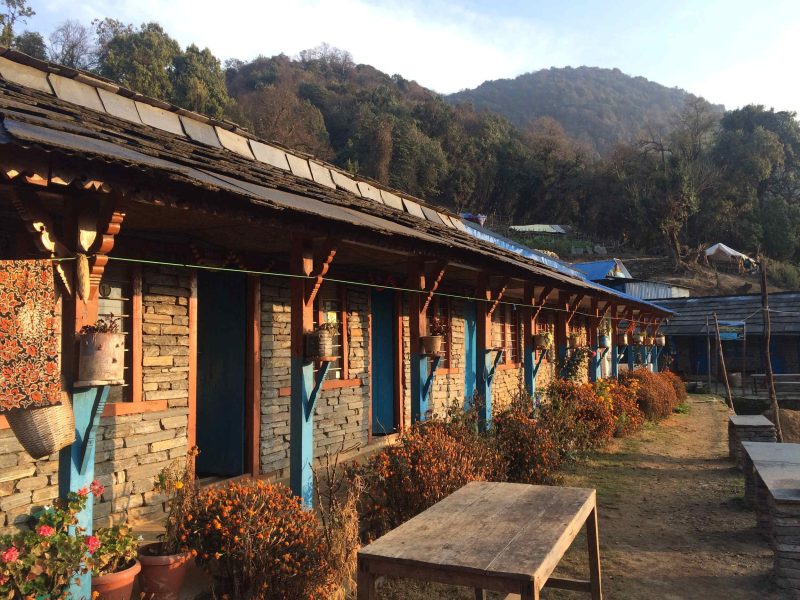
[[586, 506, 603, 600], [357, 558, 377, 600], [520, 581, 540, 600], [474, 589, 486, 600]]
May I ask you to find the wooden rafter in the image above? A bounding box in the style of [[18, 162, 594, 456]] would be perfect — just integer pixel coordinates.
[[421, 260, 447, 313], [487, 277, 509, 318], [566, 293, 585, 325]]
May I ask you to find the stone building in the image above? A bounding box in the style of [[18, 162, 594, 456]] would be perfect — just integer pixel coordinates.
[[0, 49, 670, 532]]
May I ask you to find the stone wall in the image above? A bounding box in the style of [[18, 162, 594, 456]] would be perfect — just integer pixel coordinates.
[[259, 279, 370, 479], [0, 266, 190, 533]]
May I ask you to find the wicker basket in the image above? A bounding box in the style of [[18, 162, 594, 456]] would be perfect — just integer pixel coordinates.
[[6, 396, 75, 459]]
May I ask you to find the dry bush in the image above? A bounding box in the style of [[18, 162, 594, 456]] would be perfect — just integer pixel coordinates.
[[355, 419, 504, 539], [546, 380, 615, 450], [621, 368, 678, 421], [659, 370, 688, 404], [594, 378, 645, 437]]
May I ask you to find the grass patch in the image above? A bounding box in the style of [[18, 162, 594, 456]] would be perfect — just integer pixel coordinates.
[[674, 402, 691, 414]]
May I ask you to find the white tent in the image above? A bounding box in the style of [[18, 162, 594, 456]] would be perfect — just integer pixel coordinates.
[[705, 243, 755, 268]]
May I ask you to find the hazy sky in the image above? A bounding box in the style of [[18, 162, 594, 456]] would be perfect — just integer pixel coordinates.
[[25, 0, 800, 113]]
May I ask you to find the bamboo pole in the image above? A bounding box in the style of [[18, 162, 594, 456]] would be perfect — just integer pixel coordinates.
[[713, 312, 735, 412], [760, 259, 783, 442]]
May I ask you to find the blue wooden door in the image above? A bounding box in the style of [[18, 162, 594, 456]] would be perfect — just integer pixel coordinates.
[[770, 339, 786, 374], [464, 301, 477, 407], [371, 290, 396, 435], [196, 270, 246, 477]]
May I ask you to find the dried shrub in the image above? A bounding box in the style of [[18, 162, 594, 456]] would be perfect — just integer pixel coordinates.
[[187, 479, 331, 599], [594, 378, 645, 437], [621, 368, 678, 421], [546, 380, 615, 450], [659, 370, 687, 404], [356, 418, 504, 539]]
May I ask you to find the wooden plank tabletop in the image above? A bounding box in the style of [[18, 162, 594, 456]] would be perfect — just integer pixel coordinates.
[[358, 481, 595, 584], [742, 442, 800, 503]]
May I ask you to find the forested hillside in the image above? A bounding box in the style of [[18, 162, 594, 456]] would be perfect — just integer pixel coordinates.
[[5, 5, 800, 287], [446, 67, 723, 155]]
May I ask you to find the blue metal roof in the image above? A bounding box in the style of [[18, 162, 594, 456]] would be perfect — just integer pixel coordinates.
[[459, 221, 672, 315], [573, 260, 618, 281]]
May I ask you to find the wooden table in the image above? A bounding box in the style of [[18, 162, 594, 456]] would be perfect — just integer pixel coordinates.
[[357, 481, 602, 600]]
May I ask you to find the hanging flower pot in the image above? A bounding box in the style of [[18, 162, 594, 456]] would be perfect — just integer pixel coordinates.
[[91, 560, 141, 600], [568, 334, 581, 349], [616, 332, 629, 346], [533, 332, 553, 350], [305, 323, 337, 360], [643, 336, 654, 346], [6, 394, 75, 459], [138, 543, 193, 600], [655, 334, 666, 347], [76, 316, 125, 386], [598, 334, 611, 349], [632, 332, 644, 345], [420, 335, 443, 355]]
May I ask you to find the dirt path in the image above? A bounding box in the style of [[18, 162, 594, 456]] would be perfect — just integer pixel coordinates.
[[378, 395, 783, 599]]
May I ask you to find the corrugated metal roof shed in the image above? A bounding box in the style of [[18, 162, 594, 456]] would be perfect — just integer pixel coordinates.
[[657, 293, 800, 336], [510, 224, 569, 234]]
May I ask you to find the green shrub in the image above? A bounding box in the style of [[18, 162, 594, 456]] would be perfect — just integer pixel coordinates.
[[767, 260, 800, 289]]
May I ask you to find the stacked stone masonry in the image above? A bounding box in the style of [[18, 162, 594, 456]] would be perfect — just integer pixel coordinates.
[[769, 497, 800, 597], [728, 415, 777, 469]]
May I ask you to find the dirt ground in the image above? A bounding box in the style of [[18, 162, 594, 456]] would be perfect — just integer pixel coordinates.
[[376, 395, 785, 599]]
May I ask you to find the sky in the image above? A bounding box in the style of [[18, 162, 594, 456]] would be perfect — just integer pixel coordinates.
[[24, 0, 800, 113]]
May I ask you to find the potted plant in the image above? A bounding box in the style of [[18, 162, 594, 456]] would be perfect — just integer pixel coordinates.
[[567, 332, 581, 349], [655, 332, 666, 347], [421, 316, 448, 355], [632, 331, 644, 345], [91, 524, 140, 600], [0, 483, 103, 599], [138, 448, 199, 600], [598, 320, 611, 349], [533, 330, 553, 350], [616, 332, 629, 346], [76, 315, 125, 386], [305, 322, 338, 360]]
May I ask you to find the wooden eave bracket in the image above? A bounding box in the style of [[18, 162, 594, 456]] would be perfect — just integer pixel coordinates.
[[566, 294, 586, 325], [532, 285, 554, 320], [421, 260, 447, 313], [487, 277, 509, 318], [305, 238, 338, 305]]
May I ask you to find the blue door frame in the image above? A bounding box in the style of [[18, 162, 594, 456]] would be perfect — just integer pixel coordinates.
[[463, 300, 477, 408], [371, 290, 397, 434]]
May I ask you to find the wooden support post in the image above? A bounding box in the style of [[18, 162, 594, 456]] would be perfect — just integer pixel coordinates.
[[589, 301, 601, 382], [522, 283, 536, 398], [555, 292, 569, 366], [245, 275, 261, 476], [408, 260, 429, 423], [611, 305, 620, 379], [289, 238, 336, 505]]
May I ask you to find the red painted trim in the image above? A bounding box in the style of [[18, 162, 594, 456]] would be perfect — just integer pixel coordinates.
[[367, 291, 373, 443], [245, 276, 261, 476], [131, 264, 143, 404], [277, 378, 362, 397], [187, 271, 198, 450]]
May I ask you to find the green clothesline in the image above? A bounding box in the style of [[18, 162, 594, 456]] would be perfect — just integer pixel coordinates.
[[51, 254, 664, 326]]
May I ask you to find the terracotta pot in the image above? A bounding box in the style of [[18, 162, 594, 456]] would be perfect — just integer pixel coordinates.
[[632, 333, 644, 345], [616, 333, 628, 346], [598, 335, 611, 349], [91, 559, 141, 600], [533, 333, 551, 350], [644, 336, 654, 346], [655, 335, 666, 347], [567, 335, 580, 349], [77, 332, 126, 386], [138, 543, 193, 600], [420, 335, 443, 355]]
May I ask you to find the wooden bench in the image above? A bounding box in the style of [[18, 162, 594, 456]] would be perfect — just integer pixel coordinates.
[[752, 374, 800, 394], [357, 481, 602, 600]]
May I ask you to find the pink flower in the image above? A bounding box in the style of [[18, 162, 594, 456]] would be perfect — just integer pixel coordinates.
[[1, 546, 19, 563], [89, 480, 105, 498], [86, 535, 100, 554], [77, 487, 88, 497], [37, 525, 55, 537]]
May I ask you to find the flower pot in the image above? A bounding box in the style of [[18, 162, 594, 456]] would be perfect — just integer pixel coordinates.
[[6, 396, 75, 459], [76, 332, 125, 386], [598, 335, 611, 349], [305, 329, 334, 360], [616, 333, 628, 346], [91, 559, 141, 600], [568, 336, 580, 349], [643, 337, 654, 346], [655, 334, 666, 347], [420, 335, 443, 355], [533, 333, 551, 350], [632, 333, 644, 345], [138, 543, 193, 600]]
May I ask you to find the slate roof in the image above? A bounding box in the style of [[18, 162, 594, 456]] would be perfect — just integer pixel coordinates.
[[0, 49, 670, 314], [657, 293, 800, 336]]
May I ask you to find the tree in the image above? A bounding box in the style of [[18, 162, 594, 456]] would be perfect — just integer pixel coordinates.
[[0, 0, 33, 47], [172, 44, 230, 117], [97, 22, 180, 101], [48, 20, 95, 70], [12, 30, 45, 60]]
